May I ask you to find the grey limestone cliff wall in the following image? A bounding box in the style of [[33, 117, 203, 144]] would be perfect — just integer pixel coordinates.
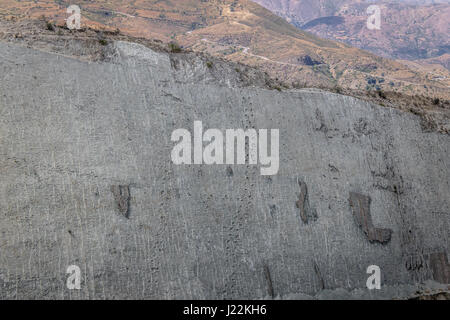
[[0, 41, 448, 299]]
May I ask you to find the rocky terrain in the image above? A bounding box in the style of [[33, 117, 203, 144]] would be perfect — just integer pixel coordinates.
[[1, 0, 449, 100], [254, 0, 450, 70], [1, 17, 448, 134], [0, 20, 449, 299]]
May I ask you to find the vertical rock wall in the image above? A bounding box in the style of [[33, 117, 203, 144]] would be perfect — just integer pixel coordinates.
[[0, 41, 448, 299]]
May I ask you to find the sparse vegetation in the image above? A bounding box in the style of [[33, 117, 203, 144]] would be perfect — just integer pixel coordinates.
[[98, 39, 108, 46], [206, 61, 213, 68], [191, 22, 201, 30], [313, 64, 333, 79], [377, 90, 387, 99], [433, 98, 440, 105], [168, 41, 182, 53], [273, 86, 282, 91], [367, 77, 377, 85], [46, 22, 55, 31], [291, 82, 305, 89]]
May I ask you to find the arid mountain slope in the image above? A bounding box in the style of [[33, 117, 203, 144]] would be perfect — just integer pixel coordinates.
[[251, 0, 351, 24], [253, 0, 450, 26], [0, 0, 449, 99], [253, 0, 450, 69]]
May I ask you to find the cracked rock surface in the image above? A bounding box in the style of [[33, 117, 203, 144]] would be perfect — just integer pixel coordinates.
[[0, 40, 448, 299]]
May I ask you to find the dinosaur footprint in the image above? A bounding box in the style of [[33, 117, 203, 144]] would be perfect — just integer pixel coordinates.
[[349, 192, 392, 244]]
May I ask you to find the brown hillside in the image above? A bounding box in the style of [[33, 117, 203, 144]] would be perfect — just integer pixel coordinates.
[[0, 0, 449, 99]]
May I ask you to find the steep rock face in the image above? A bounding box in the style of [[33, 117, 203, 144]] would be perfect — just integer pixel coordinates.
[[0, 41, 448, 299]]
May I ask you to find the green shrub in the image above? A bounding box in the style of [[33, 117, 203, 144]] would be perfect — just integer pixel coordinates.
[[46, 22, 55, 31], [168, 41, 182, 53], [377, 90, 387, 99]]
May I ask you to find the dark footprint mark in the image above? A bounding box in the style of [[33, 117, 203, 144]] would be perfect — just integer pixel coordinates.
[[296, 178, 317, 224], [263, 264, 274, 298], [110, 185, 130, 219], [349, 192, 392, 244], [429, 252, 450, 284]]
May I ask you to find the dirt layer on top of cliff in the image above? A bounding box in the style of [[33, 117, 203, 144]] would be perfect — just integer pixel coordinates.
[[1, 17, 449, 134], [0, 17, 283, 89]]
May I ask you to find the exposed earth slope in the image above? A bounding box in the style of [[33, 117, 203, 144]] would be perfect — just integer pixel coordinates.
[[253, 0, 450, 71], [0, 0, 449, 100]]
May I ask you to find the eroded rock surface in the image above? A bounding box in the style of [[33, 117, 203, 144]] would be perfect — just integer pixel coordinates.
[[0, 40, 448, 299]]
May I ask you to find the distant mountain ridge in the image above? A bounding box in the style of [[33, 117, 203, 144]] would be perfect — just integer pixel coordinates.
[[253, 0, 450, 70]]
